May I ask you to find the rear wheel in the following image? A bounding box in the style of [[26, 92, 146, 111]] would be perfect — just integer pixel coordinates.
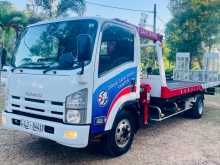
[[105, 111, 135, 157], [188, 95, 204, 119]]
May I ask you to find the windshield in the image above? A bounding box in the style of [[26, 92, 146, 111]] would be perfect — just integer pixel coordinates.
[[12, 19, 98, 69]]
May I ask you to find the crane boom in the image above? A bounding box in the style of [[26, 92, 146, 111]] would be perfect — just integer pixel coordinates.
[[114, 18, 163, 42]]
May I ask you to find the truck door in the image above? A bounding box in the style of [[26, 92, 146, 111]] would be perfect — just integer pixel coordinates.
[[91, 23, 140, 135]]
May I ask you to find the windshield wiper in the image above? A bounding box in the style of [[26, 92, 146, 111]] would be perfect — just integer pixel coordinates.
[[11, 63, 49, 72], [11, 67, 22, 72], [37, 57, 56, 62], [43, 65, 64, 74], [42, 65, 77, 74]]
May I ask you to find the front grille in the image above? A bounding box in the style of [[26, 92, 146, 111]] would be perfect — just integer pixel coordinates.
[[12, 110, 63, 124], [12, 96, 20, 99], [51, 101, 63, 106], [12, 104, 20, 108], [10, 96, 65, 121], [25, 106, 44, 112], [51, 111, 63, 115], [25, 98, 45, 103]]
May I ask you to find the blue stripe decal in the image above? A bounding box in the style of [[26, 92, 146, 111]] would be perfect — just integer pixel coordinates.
[[91, 67, 137, 134]]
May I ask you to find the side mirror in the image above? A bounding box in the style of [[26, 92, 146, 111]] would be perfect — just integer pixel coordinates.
[[77, 34, 92, 62], [0, 48, 7, 70], [76, 34, 92, 74]]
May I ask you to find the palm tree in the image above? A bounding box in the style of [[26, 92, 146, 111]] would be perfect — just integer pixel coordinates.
[[0, 1, 42, 58], [0, 1, 29, 54], [29, 0, 86, 18], [0, 1, 32, 38]]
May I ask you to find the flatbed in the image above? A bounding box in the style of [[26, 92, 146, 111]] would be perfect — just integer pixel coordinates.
[[142, 78, 220, 99]]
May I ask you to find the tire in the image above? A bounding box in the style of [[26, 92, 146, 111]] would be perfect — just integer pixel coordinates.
[[104, 110, 135, 157], [188, 95, 204, 119]]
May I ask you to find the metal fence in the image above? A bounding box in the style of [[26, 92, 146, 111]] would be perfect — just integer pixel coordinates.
[[174, 70, 219, 82], [174, 52, 220, 83]]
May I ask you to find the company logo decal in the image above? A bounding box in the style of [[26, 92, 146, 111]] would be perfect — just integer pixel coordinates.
[[25, 92, 42, 98], [98, 90, 108, 106]]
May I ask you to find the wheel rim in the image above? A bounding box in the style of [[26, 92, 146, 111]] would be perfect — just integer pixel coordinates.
[[115, 119, 132, 148], [198, 100, 204, 115]]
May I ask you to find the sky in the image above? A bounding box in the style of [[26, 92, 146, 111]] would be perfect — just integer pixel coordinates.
[[8, 0, 172, 33]]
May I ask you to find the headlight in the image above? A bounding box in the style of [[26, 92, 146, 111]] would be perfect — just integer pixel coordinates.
[[66, 110, 81, 124], [65, 88, 88, 124], [66, 88, 88, 110]]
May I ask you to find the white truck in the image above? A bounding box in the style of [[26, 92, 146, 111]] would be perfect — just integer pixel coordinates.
[[0, 17, 219, 156]]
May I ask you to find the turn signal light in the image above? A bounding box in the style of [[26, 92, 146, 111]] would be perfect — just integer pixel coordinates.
[[64, 130, 78, 139]]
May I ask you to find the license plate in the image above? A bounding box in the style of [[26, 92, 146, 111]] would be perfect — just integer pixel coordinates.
[[20, 120, 44, 133]]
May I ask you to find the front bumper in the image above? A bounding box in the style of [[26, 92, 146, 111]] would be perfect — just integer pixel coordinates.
[[1, 112, 90, 148]]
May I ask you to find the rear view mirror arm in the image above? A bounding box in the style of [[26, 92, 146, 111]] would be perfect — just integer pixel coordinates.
[[78, 62, 85, 75]]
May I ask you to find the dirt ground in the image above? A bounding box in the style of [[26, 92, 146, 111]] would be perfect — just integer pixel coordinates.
[[0, 92, 220, 165]]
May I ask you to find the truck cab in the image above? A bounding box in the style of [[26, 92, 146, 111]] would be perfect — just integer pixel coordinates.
[[1, 17, 211, 157], [1, 17, 142, 155]]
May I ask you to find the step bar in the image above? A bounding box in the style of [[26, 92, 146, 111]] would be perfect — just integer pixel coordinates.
[[150, 105, 191, 122]]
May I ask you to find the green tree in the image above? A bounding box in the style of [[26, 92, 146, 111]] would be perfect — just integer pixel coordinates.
[[166, 0, 220, 68], [58, 0, 86, 16], [0, 1, 42, 60], [28, 0, 86, 18], [0, 1, 28, 38]]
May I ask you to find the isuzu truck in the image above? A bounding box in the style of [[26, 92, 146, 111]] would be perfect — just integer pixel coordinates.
[[1, 17, 219, 156]]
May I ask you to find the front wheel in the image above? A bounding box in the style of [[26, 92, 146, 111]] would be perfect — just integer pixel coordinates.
[[105, 111, 135, 157]]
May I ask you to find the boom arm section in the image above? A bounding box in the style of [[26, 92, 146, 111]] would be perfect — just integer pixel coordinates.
[[114, 18, 163, 42]]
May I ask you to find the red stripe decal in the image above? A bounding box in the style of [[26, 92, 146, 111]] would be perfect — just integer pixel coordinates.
[[106, 86, 131, 121]]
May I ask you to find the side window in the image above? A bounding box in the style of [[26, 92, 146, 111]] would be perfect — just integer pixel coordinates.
[[98, 25, 134, 76]]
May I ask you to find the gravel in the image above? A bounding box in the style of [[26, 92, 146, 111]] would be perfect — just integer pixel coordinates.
[[0, 94, 220, 165]]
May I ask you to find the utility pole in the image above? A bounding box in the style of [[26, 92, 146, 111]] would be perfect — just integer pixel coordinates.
[[153, 4, 157, 68], [153, 4, 157, 33]]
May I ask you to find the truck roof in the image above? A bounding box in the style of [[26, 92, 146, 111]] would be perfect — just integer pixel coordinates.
[[28, 16, 116, 27], [28, 16, 163, 42]]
